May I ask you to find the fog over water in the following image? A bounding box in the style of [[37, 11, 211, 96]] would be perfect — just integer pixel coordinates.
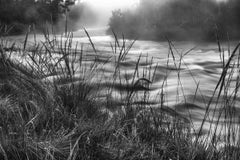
[[76, 0, 139, 26], [68, 0, 240, 135]]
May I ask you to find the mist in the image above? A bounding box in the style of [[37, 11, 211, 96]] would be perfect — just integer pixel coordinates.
[[67, 0, 139, 28], [53, 2, 97, 32]]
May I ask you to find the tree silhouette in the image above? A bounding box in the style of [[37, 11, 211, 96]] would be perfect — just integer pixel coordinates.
[[0, 0, 76, 34]]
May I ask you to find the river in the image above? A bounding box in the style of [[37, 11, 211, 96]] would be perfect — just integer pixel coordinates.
[[5, 27, 240, 139]]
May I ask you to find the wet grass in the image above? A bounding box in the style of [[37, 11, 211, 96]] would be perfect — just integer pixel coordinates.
[[1, 27, 240, 160]]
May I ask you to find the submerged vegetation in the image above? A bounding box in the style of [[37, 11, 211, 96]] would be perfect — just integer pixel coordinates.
[[0, 23, 240, 160], [108, 0, 240, 41]]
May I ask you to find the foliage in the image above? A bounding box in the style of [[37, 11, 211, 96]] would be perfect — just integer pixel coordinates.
[[108, 0, 240, 41], [0, 0, 76, 34]]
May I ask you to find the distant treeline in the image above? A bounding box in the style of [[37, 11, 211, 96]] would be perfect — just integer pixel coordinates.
[[108, 0, 240, 41], [0, 0, 91, 34]]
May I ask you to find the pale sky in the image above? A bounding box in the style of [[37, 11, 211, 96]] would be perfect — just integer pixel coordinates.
[[80, 0, 139, 9], [79, 0, 228, 10]]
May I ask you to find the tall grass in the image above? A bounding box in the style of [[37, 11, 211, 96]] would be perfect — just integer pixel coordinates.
[[0, 26, 240, 160]]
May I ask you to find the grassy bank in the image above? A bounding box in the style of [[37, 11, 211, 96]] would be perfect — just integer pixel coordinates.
[[0, 28, 240, 160]]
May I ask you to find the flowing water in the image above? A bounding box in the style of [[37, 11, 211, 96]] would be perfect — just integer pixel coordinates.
[[6, 27, 240, 139]]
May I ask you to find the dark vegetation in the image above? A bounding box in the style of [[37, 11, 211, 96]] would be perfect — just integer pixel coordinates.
[[0, 0, 95, 35], [108, 0, 240, 41]]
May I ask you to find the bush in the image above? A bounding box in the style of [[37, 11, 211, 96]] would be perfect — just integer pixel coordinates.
[[0, 0, 77, 35], [108, 0, 240, 41]]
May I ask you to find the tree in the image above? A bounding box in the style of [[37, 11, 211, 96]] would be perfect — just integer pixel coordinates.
[[0, 0, 76, 34]]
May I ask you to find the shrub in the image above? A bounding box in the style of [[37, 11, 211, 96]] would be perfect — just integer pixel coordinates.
[[108, 0, 240, 41]]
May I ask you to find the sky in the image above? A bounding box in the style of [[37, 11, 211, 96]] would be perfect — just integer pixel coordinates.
[[81, 0, 139, 9], [79, 0, 227, 13], [80, 0, 227, 8]]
